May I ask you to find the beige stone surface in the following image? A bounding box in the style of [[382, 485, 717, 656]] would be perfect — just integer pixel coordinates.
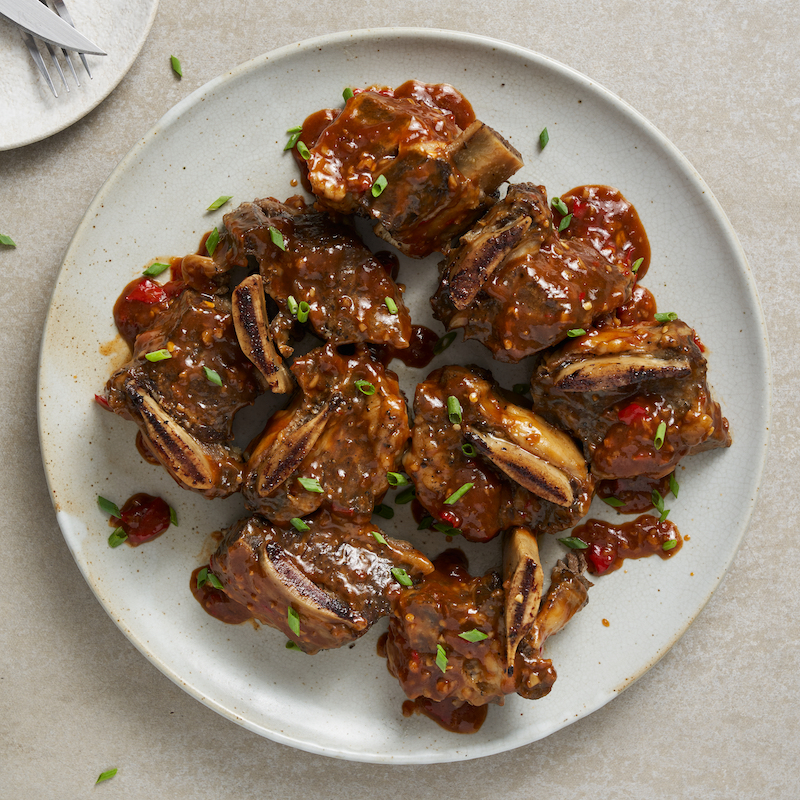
[[1, 1, 797, 797]]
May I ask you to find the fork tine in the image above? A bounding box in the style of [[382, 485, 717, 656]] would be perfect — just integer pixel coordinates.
[[43, 39, 70, 93], [21, 31, 58, 97], [50, 0, 92, 79]]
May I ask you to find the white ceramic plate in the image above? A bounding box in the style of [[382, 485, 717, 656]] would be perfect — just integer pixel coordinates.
[[0, 0, 158, 150], [38, 29, 770, 763]]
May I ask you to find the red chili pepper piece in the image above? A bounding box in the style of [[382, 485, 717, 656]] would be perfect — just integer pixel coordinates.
[[125, 277, 168, 305], [439, 509, 461, 528], [618, 401, 648, 426], [586, 541, 617, 575], [94, 393, 111, 411]]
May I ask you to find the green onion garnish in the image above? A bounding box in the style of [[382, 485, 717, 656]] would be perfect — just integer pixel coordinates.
[[290, 517, 310, 532], [269, 226, 286, 251], [284, 127, 303, 151], [567, 328, 586, 337], [343, 87, 354, 100], [197, 568, 222, 590], [395, 486, 415, 504], [433, 521, 457, 534], [458, 629, 489, 642], [203, 366, 222, 386], [169, 506, 178, 526], [372, 174, 388, 197], [97, 496, 121, 517], [207, 196, 232, 211], [355, 379, 376, 396], [602, 496, 626, 508], [551, 197, 569, 216], [387, 472, 409, 486], [298, 477, 323, 493], [435, 644, 448, 673], [539, 127, 549, 149], [654, 421, 667, 450], [371, 530, 387, 545], [170, 55, 182, 77], [108, 528, 127, 548], [142, 261, 170, 277], [558, 214, 572, 232], [0, 233, 17, 247], [461, 443, 477, 457], [662, 538, 678, 551], [96, 768, 118, 784], [296, 141, 311, 160], [285, 640, 303, 651], [391, 567, 413, 587], [669, 472, 680, 498], [144, 349, 172, 362], [417, 516, 433, 530], [433, 331, 457, 354], [654, 312, 678, 323], [207, 572, 223, 590], [444, 482, 473, 505], [447, 396, 462, 424], [632, 257, 644, 273], [296, 301, 310, 323], [384, 296, 398, 315], [512, 383, 530, 395], [287, 295, 299, 316], [374, 503, 394, 519], [287, 606, 300, 635], [558, 536, 589, 549], [651, 489, 665, 515], [205, 227, 220, 256]]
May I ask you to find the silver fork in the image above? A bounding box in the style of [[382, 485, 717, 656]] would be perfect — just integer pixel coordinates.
[[22, 0, 93, 97]]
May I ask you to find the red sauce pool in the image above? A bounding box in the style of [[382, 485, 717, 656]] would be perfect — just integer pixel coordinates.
[[109, 493, 171, 546], [190, 566, 253, 625]]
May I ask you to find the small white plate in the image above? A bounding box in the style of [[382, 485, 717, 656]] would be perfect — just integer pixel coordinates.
[[0, 0, 158, 150], [38, 29, 770, 763]]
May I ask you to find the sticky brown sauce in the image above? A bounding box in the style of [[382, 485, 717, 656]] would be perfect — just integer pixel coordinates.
[[109, 493, 171, 546], [190, 566, 253, 625], [372, 324, 440, 369]]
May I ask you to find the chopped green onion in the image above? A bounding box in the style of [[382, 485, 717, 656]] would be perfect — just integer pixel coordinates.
[[207, 196, 232, 211], [296, 141, 311, 160], [355, 379, 376, 396], [669, 472, 680, 498], [391, 567, 413, 587], [144, 349, 171, 362], [287, 295, 299, 316], [551, 197, 569, 216], [662, 538, 678, 551], [296, 301, 310, 323], [384, 296, 398, 315], [0, 233, 17, 247], [654, 421, 667, 450], [96, 768, 118, 784], [298, 477, 323, 493], [539, 127, 549, 149], [97, 496, 121, 517], [374, 503, 394, 519], [170, 55, 182, 77], [203, 366, 222, 386], [444, 482, 474, 505], [343, 87, 354, 100], [208, 572, 223, 590], [142, 261, 170, 277], [285, 640, 303, 651], [558, 536, 589, 549], [169, 506, 178, 526], [558, 213, 572, 232], [395, 486, 415, 504], [417, 516, 433, 530], [433, 521, 456, 534], [269, 226, 286, 251], [371, 530, 387, 545], [197, 568, 223, 590], [433, 331, 457, 354], [290, 517, 310, 532], [659, 508, 670, 523], [287, 606, 300, 636], [567, 328, 586, 337], [512, 383, 530, 395], [435, 644, 448, 673], [651, 489, 665, 515], [372, 174, 388, 197], [387, 472, 409, 487], [458, 629, 489, 642], [108, 527, 127, 548], [654, 312, 678, 323], [447, 396, 463, 424], [461, 443, 477, 457], [602, 496, 626, 508], [284, 127, 303, 151], [205, 227, 220, 256], [632, 257, 644, 273]]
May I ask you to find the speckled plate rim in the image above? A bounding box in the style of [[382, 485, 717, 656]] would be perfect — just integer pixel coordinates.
[[38, 28, 771, 763]]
